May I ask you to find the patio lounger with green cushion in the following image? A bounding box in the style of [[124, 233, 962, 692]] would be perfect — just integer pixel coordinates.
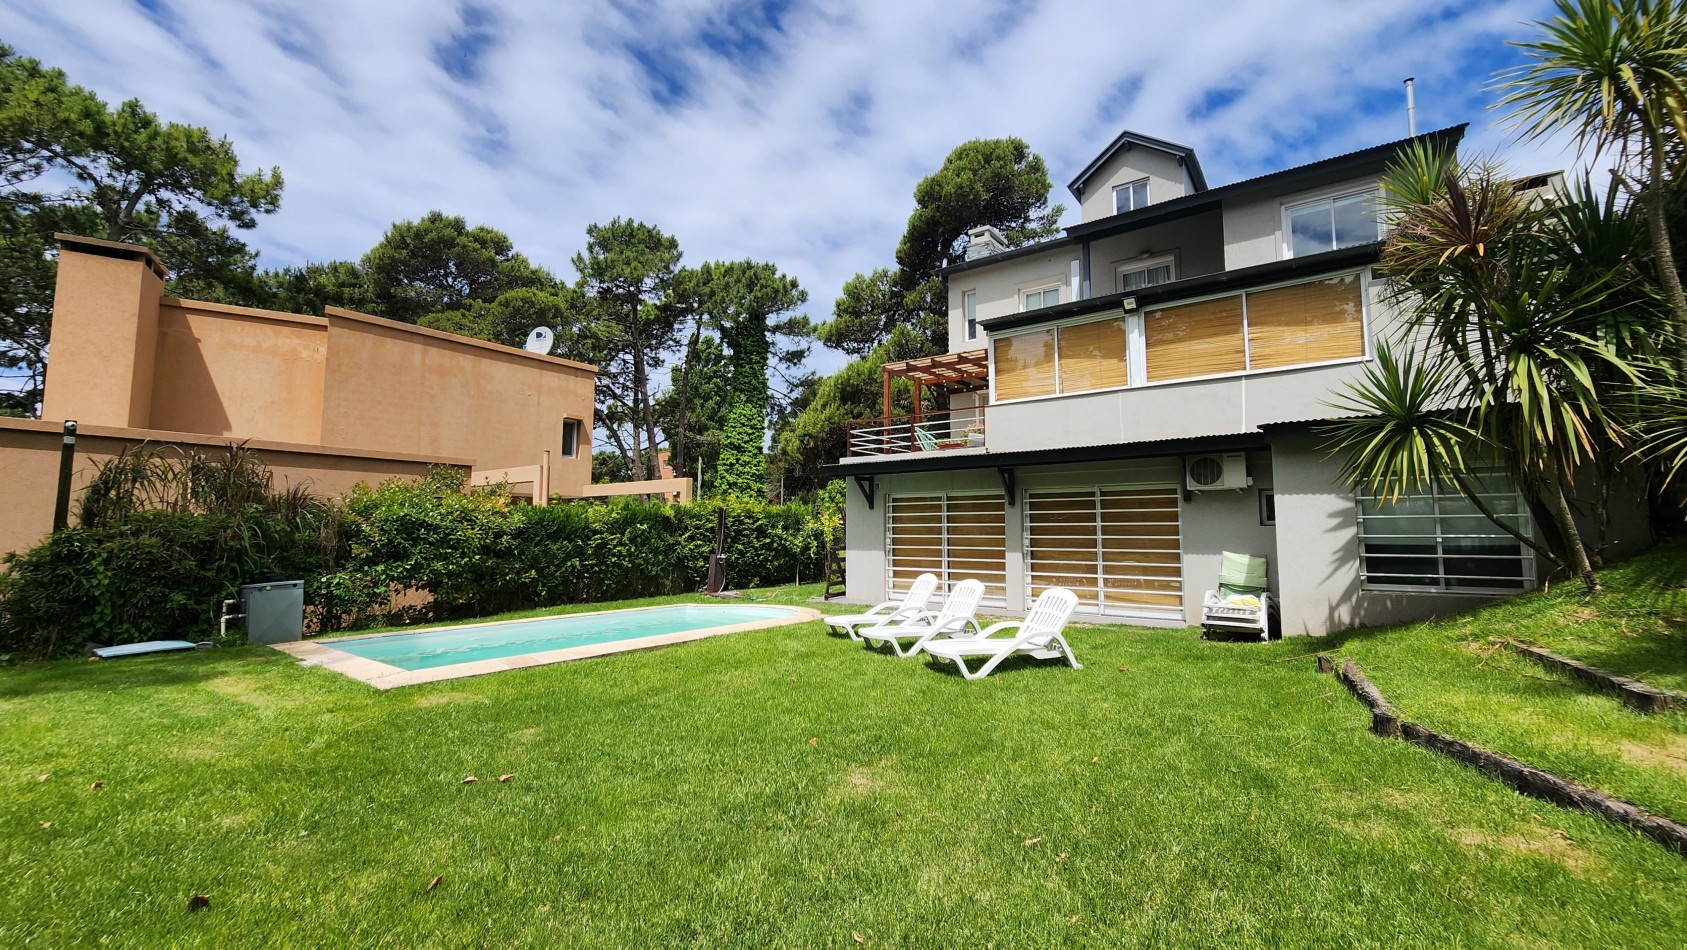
[[915, 427, 939, 452], [1201, 551, 1276, 641], [824, 573, 938, 641], [921, 587, 1082, 680], [860, 579, 985, 657]]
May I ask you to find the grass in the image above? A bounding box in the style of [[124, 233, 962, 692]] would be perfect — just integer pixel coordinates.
[[3, 567, 1686, 947]]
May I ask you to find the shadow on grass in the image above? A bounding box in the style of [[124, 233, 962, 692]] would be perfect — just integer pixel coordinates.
[[0, 647, 287, 700]]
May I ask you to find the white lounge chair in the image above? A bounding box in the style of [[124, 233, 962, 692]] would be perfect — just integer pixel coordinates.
[[824, 573, 938, 641], [921, 587, 1082, 680], [859, 579, 985, 657]]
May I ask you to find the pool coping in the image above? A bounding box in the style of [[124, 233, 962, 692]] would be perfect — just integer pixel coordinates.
[[270, 602, 823, 689]]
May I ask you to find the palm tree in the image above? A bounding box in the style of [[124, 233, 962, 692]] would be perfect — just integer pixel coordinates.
[[1324, 148, 1664, 590], [1499, 0, 1687, 363]]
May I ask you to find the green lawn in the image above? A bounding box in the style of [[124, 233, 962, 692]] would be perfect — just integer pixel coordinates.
[[3, 564, 1686, 947]]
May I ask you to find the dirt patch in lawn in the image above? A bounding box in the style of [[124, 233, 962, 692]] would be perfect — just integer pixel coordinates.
[[413, 692, 489, 708], [1452, 825, 1600, 876], [1616, 735, 1687, 777], [201, 675, 311, 709]]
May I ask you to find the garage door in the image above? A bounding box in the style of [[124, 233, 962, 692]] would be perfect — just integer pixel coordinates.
[[885, 492, 1008, 607], [1025, 486, 1183, 620]]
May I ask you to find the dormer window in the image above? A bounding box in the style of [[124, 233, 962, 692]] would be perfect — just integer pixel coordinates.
[[1113, 178, 1150, 214], [1285, 190, 1379, 257]]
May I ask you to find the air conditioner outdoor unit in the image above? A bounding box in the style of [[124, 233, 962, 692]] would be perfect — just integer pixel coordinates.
[[1186, 453, 1251, 491]]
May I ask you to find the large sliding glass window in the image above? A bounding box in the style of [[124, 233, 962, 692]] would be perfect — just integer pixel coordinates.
[[885, 492, 1008, 607], [1144, 296, 1246, 383], [990, 270, 1370, 402], [1244, 274, 1365, 370], [1286, 191, 1379, 257], [994, 328, 1057, 401]]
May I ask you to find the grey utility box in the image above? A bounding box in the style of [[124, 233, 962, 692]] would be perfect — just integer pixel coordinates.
[[241, 580, 304, 644]]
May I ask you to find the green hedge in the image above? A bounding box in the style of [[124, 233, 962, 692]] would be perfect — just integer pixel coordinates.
[[0, 463, 834, 660]]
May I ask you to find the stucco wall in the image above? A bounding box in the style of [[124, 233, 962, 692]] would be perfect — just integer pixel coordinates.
[[948, 247, 1080, 351], [0, 418, 467, 557], [319, 310, 596, 498], [1086, 209, 1225, 295], [1269, 437, 1516, 636], [37, 240, 599, 503], [39, 246, 165, 429], [1076, 144, 1195, 222], [149, 301, 328, 444]]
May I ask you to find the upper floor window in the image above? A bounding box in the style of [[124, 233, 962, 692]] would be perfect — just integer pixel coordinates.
[[562, 419, 581, 458], [1117, 255, 1176, 293], [992, 270, 1368, 402], [1285, 190, 1379, 257], [1113, 178, 1150, 214], [1021, 285, 1061, 311], [965, 290, 979, 340]]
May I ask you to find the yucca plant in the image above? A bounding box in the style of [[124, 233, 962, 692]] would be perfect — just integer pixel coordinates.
[[1327, 148, 1664, 590], [1499, 0, 1687, 363]]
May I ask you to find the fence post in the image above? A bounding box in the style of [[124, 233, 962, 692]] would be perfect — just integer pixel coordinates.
[[52, 420, 77, 533]]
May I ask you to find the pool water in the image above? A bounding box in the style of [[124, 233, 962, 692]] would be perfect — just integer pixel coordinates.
[[329, 604, 800, 671]]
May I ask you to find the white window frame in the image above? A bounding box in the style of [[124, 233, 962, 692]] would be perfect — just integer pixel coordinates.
[[989, 267, 1373, 405], [884, 490, 1008, 608], [1113, 177, 1150, 214], [1281, 185, 1382, 259], [561, 418, 581, 458], [964, 290, 979, 341], [1355, 475, 1537, 595], [1114, 253, 1178, 294], [1023, 482, 1184, 622], [1020, 281, 1063, 312]]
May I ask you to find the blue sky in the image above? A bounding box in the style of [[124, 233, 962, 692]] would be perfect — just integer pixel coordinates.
[[3, 0, 1593, 382]]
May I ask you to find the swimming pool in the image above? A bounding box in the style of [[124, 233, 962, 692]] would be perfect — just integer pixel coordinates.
[[272, 603, 819, 689]]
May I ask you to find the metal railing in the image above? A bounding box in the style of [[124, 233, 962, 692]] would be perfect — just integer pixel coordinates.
[[846, 409, 985, 457]]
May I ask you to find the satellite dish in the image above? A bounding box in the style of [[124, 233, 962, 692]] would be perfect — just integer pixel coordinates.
[[523, 327, 555, 355]]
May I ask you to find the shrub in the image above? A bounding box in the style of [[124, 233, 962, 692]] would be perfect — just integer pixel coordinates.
[[0, 454, 832, 658], [0, 445, 336, 659]]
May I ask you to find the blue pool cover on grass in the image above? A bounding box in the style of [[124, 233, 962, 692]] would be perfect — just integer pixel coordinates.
[[328, 604, 800, 671]]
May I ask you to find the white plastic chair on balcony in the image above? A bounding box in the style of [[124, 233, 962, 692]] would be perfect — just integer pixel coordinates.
[[824, 573, 938, 641], [921, 587, 1082, 679], [859, 579, 985, 657], [1200, 551, 1276, 641]]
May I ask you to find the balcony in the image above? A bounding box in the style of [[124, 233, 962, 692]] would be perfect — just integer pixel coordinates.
[[847, 408, 986, 457], [843, 349, 991, 458]]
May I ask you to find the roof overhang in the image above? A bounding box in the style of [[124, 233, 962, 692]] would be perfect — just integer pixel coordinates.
[[823, 431, 1270, 479]]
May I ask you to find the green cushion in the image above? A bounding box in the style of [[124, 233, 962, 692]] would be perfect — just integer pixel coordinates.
[[1218, 551, 1269, 589]]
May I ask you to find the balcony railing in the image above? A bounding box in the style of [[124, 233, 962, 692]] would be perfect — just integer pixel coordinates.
[[846, 408, 985, 457]]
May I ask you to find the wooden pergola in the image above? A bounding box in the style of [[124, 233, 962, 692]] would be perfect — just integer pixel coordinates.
[[881, 348, 990, 425]]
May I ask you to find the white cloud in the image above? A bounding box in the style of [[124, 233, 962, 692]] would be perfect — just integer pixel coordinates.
[[2, 0, 1587, 381]]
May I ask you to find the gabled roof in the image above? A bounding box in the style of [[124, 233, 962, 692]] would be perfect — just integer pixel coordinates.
[[1067, 130, 1208, 199]]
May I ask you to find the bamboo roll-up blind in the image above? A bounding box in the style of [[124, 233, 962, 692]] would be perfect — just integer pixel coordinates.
[[1245, 274, 1365, 370], [1056, 316, 1129, 394], [994, 328, 1056, 401], [1145, 295, 1245, 382]]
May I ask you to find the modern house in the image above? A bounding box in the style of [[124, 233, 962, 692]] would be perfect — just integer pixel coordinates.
[[0, 235, 689, 556], [826, 125, 1648, 637]]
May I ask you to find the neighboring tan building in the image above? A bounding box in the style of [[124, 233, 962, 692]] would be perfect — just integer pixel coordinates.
[[0, 235, 686, 556], [825, 124, 1649, 637]]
